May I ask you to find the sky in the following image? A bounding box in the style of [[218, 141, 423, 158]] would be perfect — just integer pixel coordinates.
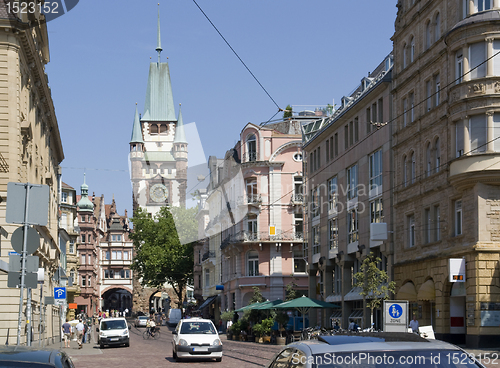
[[44, 0, 397, 218]]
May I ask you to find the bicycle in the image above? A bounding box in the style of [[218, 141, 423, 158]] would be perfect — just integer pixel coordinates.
[[143, 327, 160, 340]]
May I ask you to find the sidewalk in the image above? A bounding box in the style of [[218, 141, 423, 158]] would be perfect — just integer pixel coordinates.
[[60, 335, 102, 357]]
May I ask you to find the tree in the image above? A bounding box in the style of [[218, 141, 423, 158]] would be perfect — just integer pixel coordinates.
[[354, 252, 396, 327], [285, 279, 299, 301], [283, 104, 292, 119], [130, 206, 195, 309]]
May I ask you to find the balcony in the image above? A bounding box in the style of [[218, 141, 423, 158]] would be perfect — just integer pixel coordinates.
[[202, 251, 216, 262], [290, 193, 303, 205], [237, 194, 262, 206], [449, 154, 500, 189], [101, 259, 132, 267], [242, 151, 257, 163], [220, 230, 303, 249]]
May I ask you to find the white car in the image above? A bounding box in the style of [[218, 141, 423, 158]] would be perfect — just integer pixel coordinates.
[[134, 316, 148, 327], [171, 318, 222, 362], [97, 317, 130, 348]]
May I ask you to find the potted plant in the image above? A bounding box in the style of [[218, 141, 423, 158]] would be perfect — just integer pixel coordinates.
[[261, 317, 274, 343], [252, 323, 265, 343], [239, 319, 249, 341], [230, 320, 241, 340], [221, 310, 234, 338], [275, 311, 289, 345]]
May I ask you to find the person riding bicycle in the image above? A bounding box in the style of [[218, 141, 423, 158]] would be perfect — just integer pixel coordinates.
[[149, 318, 156, 335]]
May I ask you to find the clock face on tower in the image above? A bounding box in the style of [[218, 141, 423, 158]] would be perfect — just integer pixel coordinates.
[[150, 183, 168, 203]]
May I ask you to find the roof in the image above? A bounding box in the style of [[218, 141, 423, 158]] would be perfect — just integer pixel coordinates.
[[61, 182, 74, 190], [144, 151, 175, 162], [130, 105, 144, 144], [174, 104, 187, 144], [141, 62, 177, 122], [448, 9, 500, 35]]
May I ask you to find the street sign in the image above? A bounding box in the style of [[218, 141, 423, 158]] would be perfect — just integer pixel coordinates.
[[383, 300, 408, 333], [54, 299, 65, 306], [54, 287, 66, 299], [7, 271, 38, 288], [449, 258, 466, 283], [11, 226, 40, 255], [6, 182, 49, 226], [8, 254, 39, 273], [44, 296, 54, 305]]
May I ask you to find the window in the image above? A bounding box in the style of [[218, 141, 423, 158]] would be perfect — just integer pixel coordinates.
[[61, 192, 68, 203], [124, 251, 129, 260], [116, 251, 122, 260], [370, 198, 384, 223], [354, 117, 359, 142], [126, 270, 130, 278], [334, 133, 338, 156], [205, 269, 210, 288], [317, 146, 321, 168], [329, 218, 338, 250], [403, 43, 407, 68], [246, 178, 258, 203], [347, 164, 358, 200], [403, 98, 408, 127], [112, 251, 117, 260], [294, 212, 303, 238], [247, 216, 258, 236], [408, 214, 416, 248], [88, 276, 91, 287], [150, 124, 158, 134], [293, 246, 306, 273], [411, 152, 416, 184], [493, 40, 500, 76], [82, 276, 86, 287], [104, 270, 110, 279], [105, 251, 110, 260], [247, 251, 259, 276], [426, 80, 432, 111], [403, 155, 408, 187], [369, 149, 383, 193], [434, 204, 441, 241], [424, 208, 431, 244], [70, 270, 75, 282], [120, 270, 125, 278], [434, 13, 441, 42], [347, 208, 358, 244], [426, 143, 432, 177], [81, 254, 85, 265], [378, 98, 384, 123], [372, 103, 378, 124], [410, 37, 415, 63], [111, 234, 122, 242], [344, 125, 349, 149], [312, 225, 320, 255], [456, 51, 463, 84], [87, 254, 91, 264], [409, 92, 415, 122], [435, 138, 441, 172], [455, 200, 463, 236], [246, 134, 257, 161], [456, 120, 464, 157], [110, 269, 114, 278], [311, 187, 320, 218], [474, 0, 492, 12], [329, 137, 334, 160], [334, 264, 342, 294], [328, 177, 337, 212], [434, 74, 440, 106], [294, 176, 303, 202], [69, 241, 74, 254], [425, 21, 431, 49], [461, 0, 469, 18], [470, 115, 487, 153], [81, 234, 86, 243], [495, 113, 500, 152], [366, 107, 371, 133], [470, 42, 486, 79], [325, 139, 329, 163]]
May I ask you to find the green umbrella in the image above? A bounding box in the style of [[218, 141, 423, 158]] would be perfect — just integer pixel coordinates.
[[234, 301, 264, 312], [274, 295, 340, 331], [251, 299, 283, 310]]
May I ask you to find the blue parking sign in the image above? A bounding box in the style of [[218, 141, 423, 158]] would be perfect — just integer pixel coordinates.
[[54, 287, 66, 299]]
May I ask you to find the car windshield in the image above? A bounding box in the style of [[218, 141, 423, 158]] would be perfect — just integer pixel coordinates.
[[101, 320, 127, 330], [180, 322, 216, 334], [313, 350, 481, 368], [139, 317, 147, 320]]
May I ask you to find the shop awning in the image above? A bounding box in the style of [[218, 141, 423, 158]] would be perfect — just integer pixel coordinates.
[[196, 295, 217, 311], [344, 287, 363, 301], [418, 279, 435, 301], [330, 310, 343, 319], [325, 294, 342, 303], [349, 310, 364, 319], [396, 282, 417, 301]]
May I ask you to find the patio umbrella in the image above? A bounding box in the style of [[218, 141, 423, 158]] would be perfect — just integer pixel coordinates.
[[250, 299, 283, 310], [274, 295, 340, 331], [234, 301, 264, 312]]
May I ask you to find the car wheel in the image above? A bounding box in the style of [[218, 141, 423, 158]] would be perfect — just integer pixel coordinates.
[[216, 357, 222, 362], [173, 350, 177, 360], [100, 343, 104, 349], [125, 341, 130, 347]]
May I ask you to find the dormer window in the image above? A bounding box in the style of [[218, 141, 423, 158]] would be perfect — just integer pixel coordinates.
[[362, 77, 373, 90], [246, 134, 257, 162]]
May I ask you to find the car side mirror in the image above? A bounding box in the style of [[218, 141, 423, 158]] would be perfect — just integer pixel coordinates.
[[172, 331, 177, 335], [128, 325, 131, 330], [96, 328, 99, 332]]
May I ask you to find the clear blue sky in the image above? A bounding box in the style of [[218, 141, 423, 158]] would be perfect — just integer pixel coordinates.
[[45, 0, 397, 217]]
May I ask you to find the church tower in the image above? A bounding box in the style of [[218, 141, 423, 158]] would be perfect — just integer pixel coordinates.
[[129, 5, 188, 215]]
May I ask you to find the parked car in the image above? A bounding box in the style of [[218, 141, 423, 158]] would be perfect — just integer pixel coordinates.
[[171, 317, 222, 362], [97, 317, 131, 348], [167, 308, 182, 327], [0, 346, 75, 367], [134, 315, 148, 327], [265, 334, 487, 368]]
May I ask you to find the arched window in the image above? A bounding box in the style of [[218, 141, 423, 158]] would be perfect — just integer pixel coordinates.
[[410, 36, 415, 62], [426, 143, 432, 177], [150, 124, 158, 135], [434, 13, 441, 42], [403, 155, 408, 187], [403, 43, 407, 68], [247, 251, 259, 276], [425, 21, 431, 49], [246, 134, 257, 162], [411, 152, 416, 184], [435, 138, 441, 173]]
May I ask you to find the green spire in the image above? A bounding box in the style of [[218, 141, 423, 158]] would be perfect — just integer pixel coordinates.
[[77, 174, 94, 212], [156, 3, 162, 63], [130, 104, 143, 143], [174, 103, 187, 144]]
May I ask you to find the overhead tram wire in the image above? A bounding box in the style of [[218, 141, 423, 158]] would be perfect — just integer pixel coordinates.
[[191, 0, 282, 116]]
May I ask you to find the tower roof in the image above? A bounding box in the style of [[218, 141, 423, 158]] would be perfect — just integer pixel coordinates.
[[76, 174, 94, 212], [141, 5, 177, 122], [174, 104, 187, 144], [130, 104, 143, 143]]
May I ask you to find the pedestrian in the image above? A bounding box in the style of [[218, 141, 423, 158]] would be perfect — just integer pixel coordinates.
[[410, 315, 419, 333], [82, 321, 87, 344], [62, 319, 71, 348], [75, 319, 85, 349], [124, 308, 129, 317]]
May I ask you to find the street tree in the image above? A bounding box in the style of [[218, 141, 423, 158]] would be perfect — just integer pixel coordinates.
[[130, 206, 195, 309], [354, 252, 396, 327]]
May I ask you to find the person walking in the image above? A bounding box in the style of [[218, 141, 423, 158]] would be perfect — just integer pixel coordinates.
[[75, 319, 85, 349], [62, 319, 71, 348], [410, 315, 419, 333]]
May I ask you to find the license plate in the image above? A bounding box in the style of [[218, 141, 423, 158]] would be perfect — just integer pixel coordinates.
[[193, 347, 208, 352], [110, 338, 119, 341]]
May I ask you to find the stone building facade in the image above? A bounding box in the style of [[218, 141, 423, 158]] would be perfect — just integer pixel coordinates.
[[391, 0, 500, 347], [303, 55, 394, 330], [0, 2, 65, 345]]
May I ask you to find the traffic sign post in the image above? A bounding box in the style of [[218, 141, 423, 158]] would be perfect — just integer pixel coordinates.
[[383, 300, 409, 332], [54, 287, 66, 300]]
